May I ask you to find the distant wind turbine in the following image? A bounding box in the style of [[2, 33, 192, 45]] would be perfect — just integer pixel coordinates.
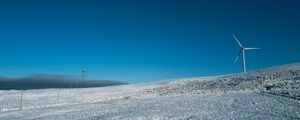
[[233, 34, 260, 73], [81, 68, 86, 87]]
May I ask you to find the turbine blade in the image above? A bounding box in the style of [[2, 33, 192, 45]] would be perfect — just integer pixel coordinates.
[[245, 48, 260, 50], [232, 34, 243, 48], [234, 55, 239, 64], [234, 49, 242, 64]]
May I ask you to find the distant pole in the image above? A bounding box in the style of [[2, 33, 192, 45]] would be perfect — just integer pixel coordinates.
[[76, 80, 79, 88], [69, 78, 72, 88], [19, 90, 23, 111], [64, 79, 67, 88], [57, 90, 60, 101]]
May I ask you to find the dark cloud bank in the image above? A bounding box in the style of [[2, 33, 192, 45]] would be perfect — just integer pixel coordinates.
[[0, 74, 126, 90]]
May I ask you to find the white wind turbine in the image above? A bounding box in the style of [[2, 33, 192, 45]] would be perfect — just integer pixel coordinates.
[[233, 34, 260, 73]]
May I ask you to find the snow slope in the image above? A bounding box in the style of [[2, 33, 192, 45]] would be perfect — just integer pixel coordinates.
[[0, 62, 300, 120]]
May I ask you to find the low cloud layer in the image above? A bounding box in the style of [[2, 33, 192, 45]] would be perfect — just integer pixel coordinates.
[[0, 74, 126, 90]]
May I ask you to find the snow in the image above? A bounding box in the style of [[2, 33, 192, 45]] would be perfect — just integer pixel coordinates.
[[0, 62, 300, 119]]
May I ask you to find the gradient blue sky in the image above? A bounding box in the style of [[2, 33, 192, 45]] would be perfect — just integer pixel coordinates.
[[0, 0, 300, 83]]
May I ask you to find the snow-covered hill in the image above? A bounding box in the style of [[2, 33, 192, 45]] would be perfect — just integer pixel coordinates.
[[0, 62, 300, 120]]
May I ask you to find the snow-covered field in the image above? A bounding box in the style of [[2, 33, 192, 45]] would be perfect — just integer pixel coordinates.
[[1, 62, 300, 120]]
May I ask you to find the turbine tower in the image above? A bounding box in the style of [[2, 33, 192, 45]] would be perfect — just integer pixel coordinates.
[[81, 68, 86, 87], [233, 34, 260, 73]]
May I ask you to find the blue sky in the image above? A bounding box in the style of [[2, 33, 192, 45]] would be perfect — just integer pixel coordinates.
[[0, 0, 300, 83]]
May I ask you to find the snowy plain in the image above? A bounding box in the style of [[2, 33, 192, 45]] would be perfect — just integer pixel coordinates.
[[0, 62, 300, 120]]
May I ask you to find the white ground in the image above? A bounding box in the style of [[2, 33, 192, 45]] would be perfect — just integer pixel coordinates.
[[0, 63, 300, 120]]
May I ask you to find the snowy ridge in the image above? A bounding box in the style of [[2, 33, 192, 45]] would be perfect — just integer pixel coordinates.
[[0, 62, 300, 119], [143, 62, 300, 98]]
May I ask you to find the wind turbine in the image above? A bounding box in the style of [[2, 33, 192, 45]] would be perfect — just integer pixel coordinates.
[[233, 34, 260, 73], [81, 68, 86, 87]]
